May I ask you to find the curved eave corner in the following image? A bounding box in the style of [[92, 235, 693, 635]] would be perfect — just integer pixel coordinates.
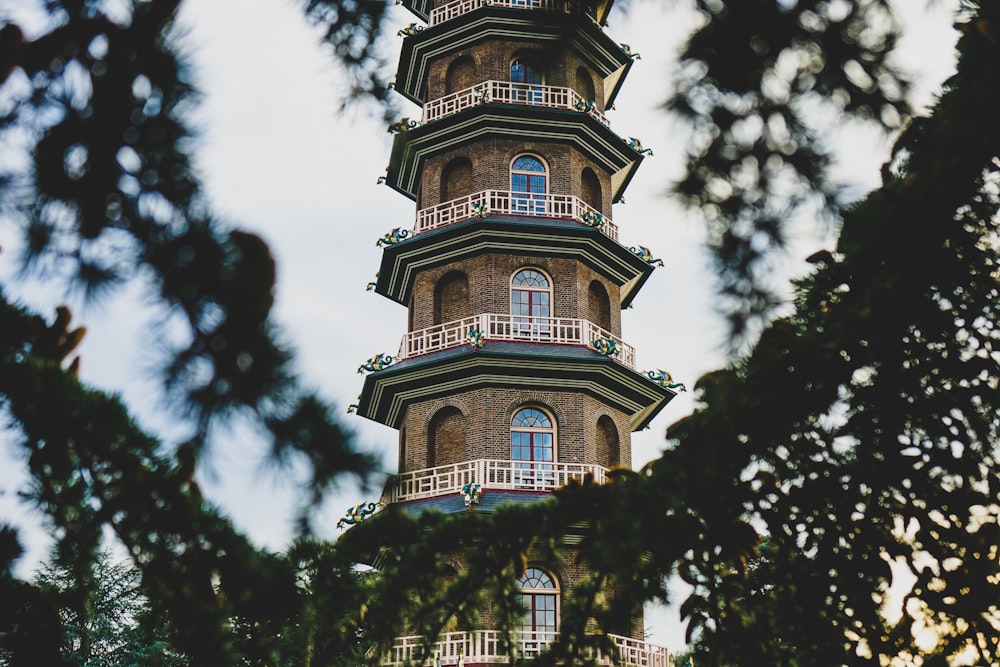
[[603, 58, 633, 109], [398, 0, 432, 22], [593, 0, 615, 28], [610, 150, 641, 203], [619, 264, 652, 309]]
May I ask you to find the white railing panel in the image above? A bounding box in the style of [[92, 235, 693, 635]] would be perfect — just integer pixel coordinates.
[[429, 0, 570, 26], [396, 313, 634, 369], [385, 458, 608, 503], [414, 189, 618, 241], [381, 631, 671, 667]]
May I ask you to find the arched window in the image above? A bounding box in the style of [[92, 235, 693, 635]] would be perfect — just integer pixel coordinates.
[[575, 66, 596, 103], [511, 407, 555, 488], [429, 406, 466, 468], [518, 567, 559, 652], [511, 268, 551, 338], [446, 56, 475, 94], [587, 279, 611, 331], [434, 271, 470, 325], [582, 167, 602, 213], [596, 415, 620, 468], [510, 57, 542, 104], [441, 156, 473, 203], [510, 155, 547, 215]]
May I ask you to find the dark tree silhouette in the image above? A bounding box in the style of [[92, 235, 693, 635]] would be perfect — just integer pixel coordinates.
[[1, 1, 998, 666]]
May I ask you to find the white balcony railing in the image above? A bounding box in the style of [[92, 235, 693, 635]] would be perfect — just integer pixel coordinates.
[[415, 190, 618, 241], [383, 630, 672, 667], [423, 80, 610, 127], [429, 0, 574, 26], [384, 458, 607, 503], [398, 313, 635, 368]]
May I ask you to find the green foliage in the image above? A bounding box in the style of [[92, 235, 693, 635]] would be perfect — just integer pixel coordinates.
[[1, 1, 999, 666], [339, 3, 1000, 666], [32, 548, 188, 667], [670, 0, 910, 344], [0, 0, 388, 664]]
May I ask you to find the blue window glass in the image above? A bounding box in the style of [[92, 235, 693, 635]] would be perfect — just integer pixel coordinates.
[[511, 408, 555, 488], [511, 156, 546, 215]]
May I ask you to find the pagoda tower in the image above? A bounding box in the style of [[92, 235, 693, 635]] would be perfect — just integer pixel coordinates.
[[353, 0, 681, 663]]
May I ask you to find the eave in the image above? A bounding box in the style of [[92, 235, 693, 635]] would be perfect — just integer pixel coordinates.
[[373, 215, 654, 308], [386, 105, 643, 203], [355, 342, 677, 431], [395, 10, 633, 109]]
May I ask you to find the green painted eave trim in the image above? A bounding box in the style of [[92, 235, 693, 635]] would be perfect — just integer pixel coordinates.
[[386, 106, 643, 203], [355, 342, 676, 430], [373, 216, 654, 307], [395, 11, 633, 108]]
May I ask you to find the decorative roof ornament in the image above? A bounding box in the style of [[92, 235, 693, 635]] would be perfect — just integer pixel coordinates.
[[397, 23, 424, 37], [347, 393, 362, 414], [629, 245, 664, 267], [471, 201, 489, 220], [645, 369, 687, 392], [388, 117, 418, 133], [461, 482, 482, 510], [466, 328, 485, 350], [574, 99, 597, 113], [627, 137, 653, 156], [591, 337, 620, 357], [474, 87, 491, 104], [619, 43, 641, 60], [580, 211, 605, 228], [376, 227, 411, 247], [358, 353, 395, 374], [336, 501, 379, 529]]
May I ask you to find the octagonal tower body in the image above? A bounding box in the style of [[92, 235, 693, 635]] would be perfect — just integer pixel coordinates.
[[354, 1, 679, 664]]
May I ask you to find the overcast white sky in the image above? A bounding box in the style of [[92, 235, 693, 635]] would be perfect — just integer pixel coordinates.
[[0, 0, 960, 652]]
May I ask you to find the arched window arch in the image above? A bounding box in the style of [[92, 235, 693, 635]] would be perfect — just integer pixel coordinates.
[[510, 56, 542, 104], [511, 154, 547, 215], [446, 55, 475, 94], [434, 270, 469, 325], [596, 414, 620, 468], [511, 268, 551, 338], [518, 567, 559, 648], [510, 58, 541, 84], [511, 407, 555, 488], [587, 279, 611, 331], [575, 66, 596, 103], [441, 156, 473, 203], [428, 406, 466, 468], [581, 167, 602, 213]]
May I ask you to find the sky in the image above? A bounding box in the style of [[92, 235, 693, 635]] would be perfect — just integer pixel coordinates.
[[0, 0, 961, 653]]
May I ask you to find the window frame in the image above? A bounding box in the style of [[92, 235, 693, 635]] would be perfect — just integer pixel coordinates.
[[517, 566, 560, 652], [510, 406, 557, 489], [510, 154, 548, 215], [510, 267, 552, 339]]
